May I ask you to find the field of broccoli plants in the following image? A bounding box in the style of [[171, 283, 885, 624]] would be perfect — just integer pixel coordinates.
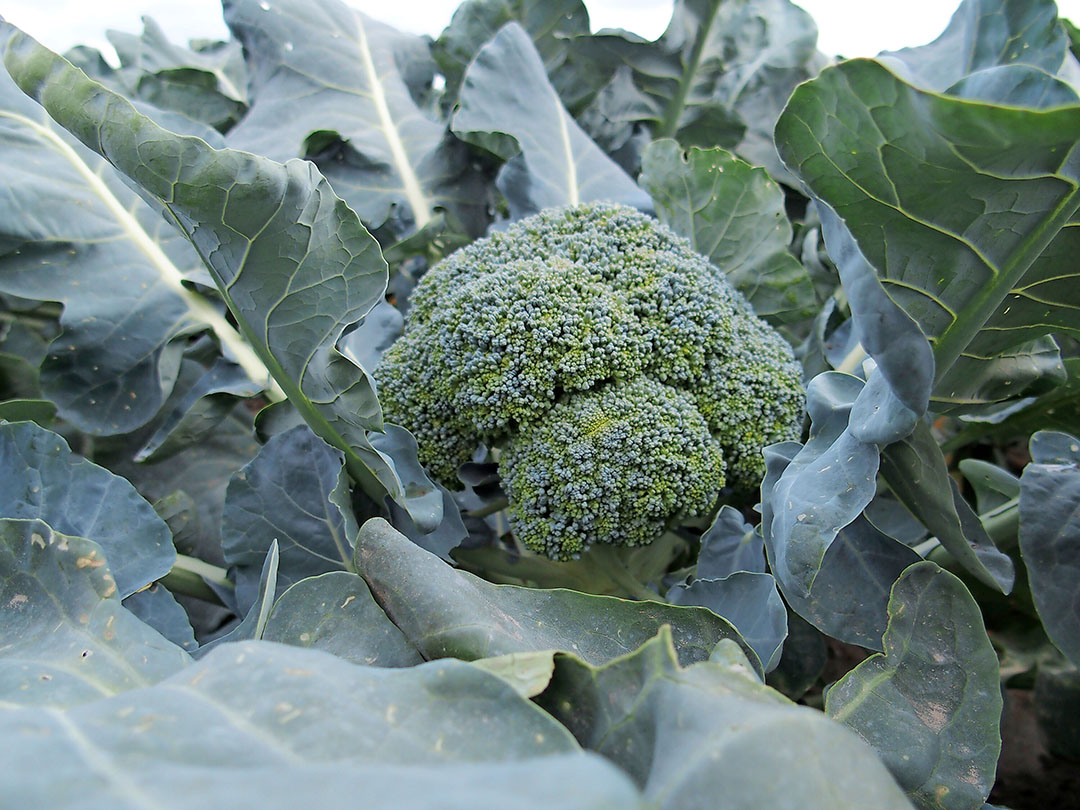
[[1, 0, 1079, 806]]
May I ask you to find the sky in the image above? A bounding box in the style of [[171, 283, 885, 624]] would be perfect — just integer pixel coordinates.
[[4, 0, 1080, 64]]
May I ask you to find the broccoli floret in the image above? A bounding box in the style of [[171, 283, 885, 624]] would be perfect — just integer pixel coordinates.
[[375, 202, 804, 559], [501, 379, 725, 560]]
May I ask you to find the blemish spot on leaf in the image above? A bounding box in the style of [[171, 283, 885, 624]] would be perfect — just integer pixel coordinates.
[[6, 594, 28, 609], [915, 702, 947, 731]]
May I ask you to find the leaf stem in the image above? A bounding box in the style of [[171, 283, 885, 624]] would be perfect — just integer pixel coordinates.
[[466, 497, 510, 519], [584, 545, 661, 601]]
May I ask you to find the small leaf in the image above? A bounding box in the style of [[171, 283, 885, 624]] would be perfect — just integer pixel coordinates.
[[222, 426, 354, 613], [696, 505, 765, 579], [262, 571, 422, 668], [1019, 430, 1080, 667], [881, 420, 1014, 594], [470, 650, 557, 698], [121, 583, 198, 653], [668, 572, 788, 672], [0, 420, 174, 598]]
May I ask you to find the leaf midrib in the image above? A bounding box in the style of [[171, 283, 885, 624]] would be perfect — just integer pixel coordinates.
[[0, 109, 283, 401], [352, 15, 433, 228]]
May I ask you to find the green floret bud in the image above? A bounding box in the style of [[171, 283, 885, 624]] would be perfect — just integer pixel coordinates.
[[500, 379, 726, 560], [692, 312, 806, 489], [374, 201, 805, 558]]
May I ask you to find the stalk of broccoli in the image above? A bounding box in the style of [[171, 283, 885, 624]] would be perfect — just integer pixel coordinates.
[[375, 202, 804, 560]]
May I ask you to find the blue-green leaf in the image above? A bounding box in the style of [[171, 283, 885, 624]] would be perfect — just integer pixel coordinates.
[[827, 562, 1002, 810], [537, 628, 914, 810], [0, 518, 189, 708], [1019, 430, 1080, 667], [3, 29, 441, 528], [452, 22, 651, 219], [0, 420, 174, 598]]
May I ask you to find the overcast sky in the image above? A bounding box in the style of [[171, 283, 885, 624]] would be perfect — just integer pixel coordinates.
[[5, 0, 1080, 64]]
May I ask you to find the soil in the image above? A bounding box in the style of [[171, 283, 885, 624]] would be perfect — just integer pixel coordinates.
[[989, 689, 1080, 809]]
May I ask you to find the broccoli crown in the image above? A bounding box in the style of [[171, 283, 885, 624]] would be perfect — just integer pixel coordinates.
[[375, 202, 804, 558]]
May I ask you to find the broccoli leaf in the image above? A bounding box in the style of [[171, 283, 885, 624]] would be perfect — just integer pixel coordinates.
[[355, 518, 762, 673], [827, 563, 1002, 810], [0, 518, 190, 709], [776, 58, 1080, 416], [262, 571, 423, 667], [4, 28, 443, 531], [432, 0, 591, 111], [0, 421, 175, 599], [452, 22, 652, 219], [221, 426, 355, 614], [568, 0, 826, 183], [224, 0, 487, 237], [0, 641, 642, 809], [0, 30, 275, 435], [639, 139, 817, 324], [537, 628, 915, 810], [879, 0, 1073, 91], [1020, 431, 1080, 667]]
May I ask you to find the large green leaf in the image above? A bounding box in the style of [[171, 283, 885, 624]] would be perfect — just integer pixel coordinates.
[[775, 58, 1080, 416], [221, 425, 354, 613], [451, 22, 651, 219], [3, 29, 442, 530], [880, 0, 1073, 91], [0, 518, 189, 709], [826, 563, 1002, 810], [432, 0, 591, 110], [0, 420, 174, 598], [108, 16, 248, 130], [354, 518, 760, 671], [570, 0, 825, 181], [1019, 430, 1080, 667], [0, 29, 275, 434], [639, 139, 816, 324], [0, 640, 643, 808], [537, 628, 914, 810], [224, 0, 486, 237], [262, 571, 423, 667]]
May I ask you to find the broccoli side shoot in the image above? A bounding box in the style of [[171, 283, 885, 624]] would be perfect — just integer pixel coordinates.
[[375, 202, 804, 559]]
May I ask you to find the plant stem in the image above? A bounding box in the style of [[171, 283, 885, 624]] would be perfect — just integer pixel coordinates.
[[159, 554, 233, 606], [160, 569, 224, 605], [173, 554, 233, 588], [585, 545, 660, 601], [466, 497, 510, 519]]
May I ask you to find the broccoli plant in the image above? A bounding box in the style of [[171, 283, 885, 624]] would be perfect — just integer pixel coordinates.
[[376, 202, 804, 560]]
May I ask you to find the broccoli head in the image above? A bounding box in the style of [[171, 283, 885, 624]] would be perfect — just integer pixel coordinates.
[[375, 202, 804, 560]]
